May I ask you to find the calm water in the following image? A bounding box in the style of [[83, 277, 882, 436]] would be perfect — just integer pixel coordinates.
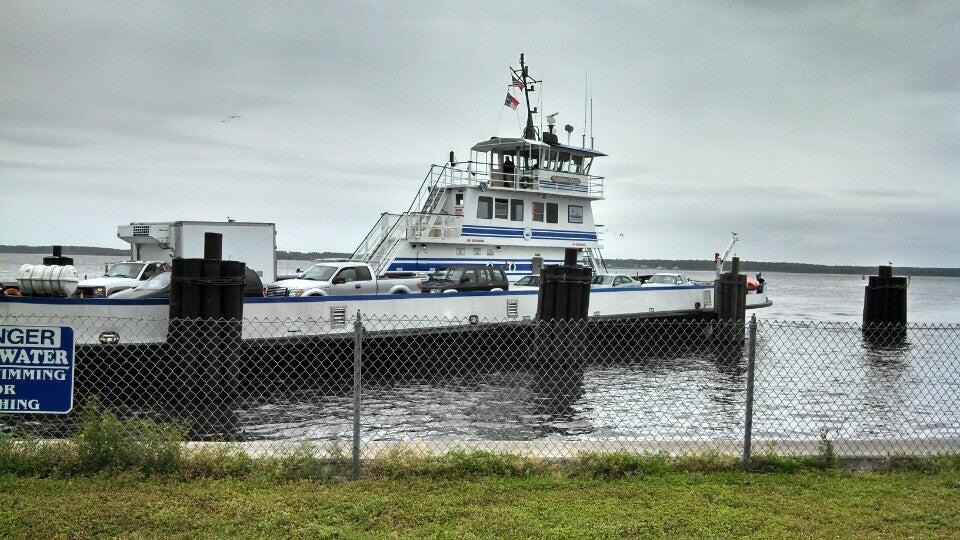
[[2, 253, 959, 444]]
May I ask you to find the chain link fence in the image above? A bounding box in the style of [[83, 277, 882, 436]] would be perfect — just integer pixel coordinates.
[[2, 314, 958, 467]]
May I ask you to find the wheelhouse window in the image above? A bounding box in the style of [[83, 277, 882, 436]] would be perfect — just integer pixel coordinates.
[[568, 205, 584, 224], [546, 202, 559, 223], [494, 198, 508, 219], [572, 155, 584, 174], [477, 196, 493, 219], [510, 199, 524, 221], [532, 202, 545, 222]]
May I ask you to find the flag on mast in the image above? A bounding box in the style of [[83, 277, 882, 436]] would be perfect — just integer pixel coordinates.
[[512, 75, 526, 90], [504, 92, 520, 110]]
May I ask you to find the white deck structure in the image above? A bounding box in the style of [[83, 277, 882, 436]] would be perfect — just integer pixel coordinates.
[[351, 137, 608, 279]]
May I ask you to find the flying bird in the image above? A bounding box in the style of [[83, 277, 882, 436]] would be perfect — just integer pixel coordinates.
[[219, 115, 241, 123]]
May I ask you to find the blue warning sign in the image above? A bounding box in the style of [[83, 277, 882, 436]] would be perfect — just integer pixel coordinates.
[[0, 326, 75, 414]]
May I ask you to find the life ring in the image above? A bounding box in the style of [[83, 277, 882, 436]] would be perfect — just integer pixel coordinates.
[[3, 287, 22, 297]]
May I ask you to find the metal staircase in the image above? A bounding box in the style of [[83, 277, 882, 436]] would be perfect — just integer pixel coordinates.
[[351, 165, 451, 276], [586, 248, 608, 274]]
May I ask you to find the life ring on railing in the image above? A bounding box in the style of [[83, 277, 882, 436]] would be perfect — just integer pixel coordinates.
[[3, 287, 22, 297]]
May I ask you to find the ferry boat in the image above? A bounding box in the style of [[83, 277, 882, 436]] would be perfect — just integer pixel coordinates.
[[0, 55, 771, 344]]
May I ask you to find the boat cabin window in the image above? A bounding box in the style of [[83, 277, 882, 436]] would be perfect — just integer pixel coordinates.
[[494, 198, 508, 219], [477, 196, 493, 219], [557, 152, 570, 173], [532, 202, 545, 222], [455, 193, 464, 206], [571, 155, 584, 174], [568, 205, 584, 224], [510, 199, 524, 221], [546, 202, 559, 223]]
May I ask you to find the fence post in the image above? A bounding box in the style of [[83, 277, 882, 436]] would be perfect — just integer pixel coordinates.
[[352, 311, 363, 480], [743, 313, 757, 469]]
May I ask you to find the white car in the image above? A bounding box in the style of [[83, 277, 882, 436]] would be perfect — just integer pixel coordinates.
[[75, 261, 167, 298], [510, 275, 541, 290], [277, 261, 423, 297], [590, 274, 637, 288], [640, 273, 696, 287]]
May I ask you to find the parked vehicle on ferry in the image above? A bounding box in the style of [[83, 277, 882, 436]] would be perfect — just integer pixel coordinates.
[[277, 261, 423, 297], [419, 266, 509, 293], [511, 274, 541, 290], [640, 273, 696, 287], [590, 274, 637, 288], [111, 268, 284, 299], [75, 261, 167, 298]]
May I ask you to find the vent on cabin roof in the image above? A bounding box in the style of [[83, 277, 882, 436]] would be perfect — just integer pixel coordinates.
[[132, 225, 151, 237]]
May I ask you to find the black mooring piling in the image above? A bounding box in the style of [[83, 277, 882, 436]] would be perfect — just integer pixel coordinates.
[[715, 256, 747, 340], [863, 265, 907, 343], [536, 248, 592, 320], [42, 245, 74, 266], [532, 248, 592, 366], [168, 232, 246, 412]]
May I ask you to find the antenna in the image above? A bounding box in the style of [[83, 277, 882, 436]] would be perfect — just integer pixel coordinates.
[[590, 97, 594, 148], [583, 71, 588, 148], [513, 54, 541, 140]]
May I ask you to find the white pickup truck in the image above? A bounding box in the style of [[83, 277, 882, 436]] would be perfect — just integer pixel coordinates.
[[278, 261, 424, 297], [75, 261, 168, 298]]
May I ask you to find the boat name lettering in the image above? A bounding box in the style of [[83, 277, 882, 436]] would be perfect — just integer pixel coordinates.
[[549, 176, 581, 185]]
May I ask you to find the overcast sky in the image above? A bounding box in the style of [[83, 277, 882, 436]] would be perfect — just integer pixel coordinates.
[[1, 1, 958, 266]]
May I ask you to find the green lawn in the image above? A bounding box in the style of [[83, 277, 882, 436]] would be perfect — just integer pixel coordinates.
[[2, 470, 959, 538]]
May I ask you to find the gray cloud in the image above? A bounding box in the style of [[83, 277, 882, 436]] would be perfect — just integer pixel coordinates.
[[1, 1, 958, 266]]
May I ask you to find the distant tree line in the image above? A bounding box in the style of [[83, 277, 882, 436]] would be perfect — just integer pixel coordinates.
[[275, 251, 351, 261], [0, 244, 128, 256], [604, 259, 960, 277], [3, 245, 956, 277]]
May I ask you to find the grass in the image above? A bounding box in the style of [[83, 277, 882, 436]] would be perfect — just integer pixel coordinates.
[[2, 469, 960, 537], [3, 401, 960, 536]]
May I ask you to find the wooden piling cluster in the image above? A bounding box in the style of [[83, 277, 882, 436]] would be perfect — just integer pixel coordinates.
[[714, 256, 747, 340], [863, 265, 907, 339], [168, 232, 246, 406], [535, 248, 592, 320]]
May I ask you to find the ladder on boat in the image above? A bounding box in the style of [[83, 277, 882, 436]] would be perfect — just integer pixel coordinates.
[[351, 165, 450, 275]]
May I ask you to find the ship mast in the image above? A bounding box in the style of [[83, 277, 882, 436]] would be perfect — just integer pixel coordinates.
[[513, 54, 540, 140]]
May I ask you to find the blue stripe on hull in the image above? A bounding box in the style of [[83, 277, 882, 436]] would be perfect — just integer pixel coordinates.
[[0, 285, 712, 306]]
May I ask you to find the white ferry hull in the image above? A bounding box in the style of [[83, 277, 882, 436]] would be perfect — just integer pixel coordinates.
[[0, 286, 774, 345]]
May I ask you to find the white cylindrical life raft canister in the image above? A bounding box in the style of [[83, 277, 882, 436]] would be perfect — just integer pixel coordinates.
[[16, 264, 80, 297]]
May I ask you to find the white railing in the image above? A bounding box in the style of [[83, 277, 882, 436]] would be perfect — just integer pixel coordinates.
[[405, 212, 463, 241], [416, 163, 604, 205], [351, 212, 404, 264]]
